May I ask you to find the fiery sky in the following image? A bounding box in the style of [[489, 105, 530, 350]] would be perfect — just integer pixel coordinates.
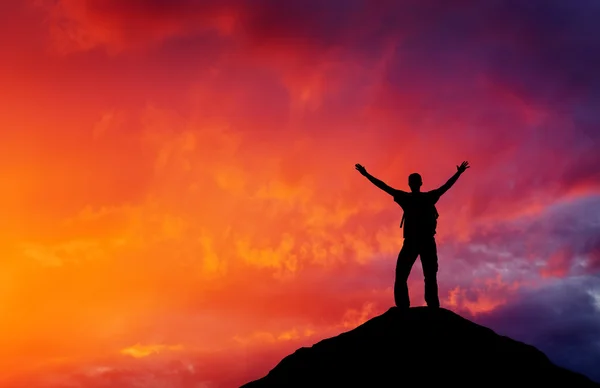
[[1, 1, 599, 386]]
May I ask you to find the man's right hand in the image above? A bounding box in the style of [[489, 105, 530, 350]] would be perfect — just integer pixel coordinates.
[[355, 163, 367, 176]]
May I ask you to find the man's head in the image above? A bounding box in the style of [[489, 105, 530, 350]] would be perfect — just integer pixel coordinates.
[[408, 173, 422, 192]]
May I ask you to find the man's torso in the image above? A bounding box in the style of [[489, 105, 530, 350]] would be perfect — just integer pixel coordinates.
[[394, 191, 440, 239]]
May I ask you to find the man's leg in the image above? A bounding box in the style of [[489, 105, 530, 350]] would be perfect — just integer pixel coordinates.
[[394, 239, 419, 309], [420, 237, 440, 308]]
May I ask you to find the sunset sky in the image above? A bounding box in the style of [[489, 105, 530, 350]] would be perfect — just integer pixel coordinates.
[[1, 1, 599, 386]]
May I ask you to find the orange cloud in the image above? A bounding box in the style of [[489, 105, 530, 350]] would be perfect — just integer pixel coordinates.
[[120, 344, 184, 359], [445, 275, 522, 316]]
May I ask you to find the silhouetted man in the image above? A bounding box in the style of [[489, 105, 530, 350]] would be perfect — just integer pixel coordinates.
[[355, 161, 470, 309]]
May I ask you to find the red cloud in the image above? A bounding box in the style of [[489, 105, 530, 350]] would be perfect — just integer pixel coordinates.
[[36, 0, 371, 54], [541, 248, 573, 278], [36, 0, 240, 52]]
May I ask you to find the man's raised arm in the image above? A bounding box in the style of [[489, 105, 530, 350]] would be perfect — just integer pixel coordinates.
[[434, 161, 470, 197], [355, 164, 399, 196]]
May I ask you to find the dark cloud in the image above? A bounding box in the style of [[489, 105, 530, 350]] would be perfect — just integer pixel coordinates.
[[472, 275, 600, 382], [438, 194, 600, 288], [44, 0, 600, 137]]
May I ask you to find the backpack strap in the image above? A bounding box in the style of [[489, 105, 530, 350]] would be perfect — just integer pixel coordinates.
[[400, 213, 405, 228]]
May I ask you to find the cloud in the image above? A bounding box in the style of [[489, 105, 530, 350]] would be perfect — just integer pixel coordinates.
[[3, 0, 600, 386], [35, 0, 370, 53], [438, 195, 600, 285], [3, 98, 598, 383], [120, 344, 184, 359], [473, 275, 600, 383], [35, 1, 600, 138]]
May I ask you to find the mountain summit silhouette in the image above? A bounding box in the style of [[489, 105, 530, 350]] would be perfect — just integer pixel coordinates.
[[242, 307, 599, 387]]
